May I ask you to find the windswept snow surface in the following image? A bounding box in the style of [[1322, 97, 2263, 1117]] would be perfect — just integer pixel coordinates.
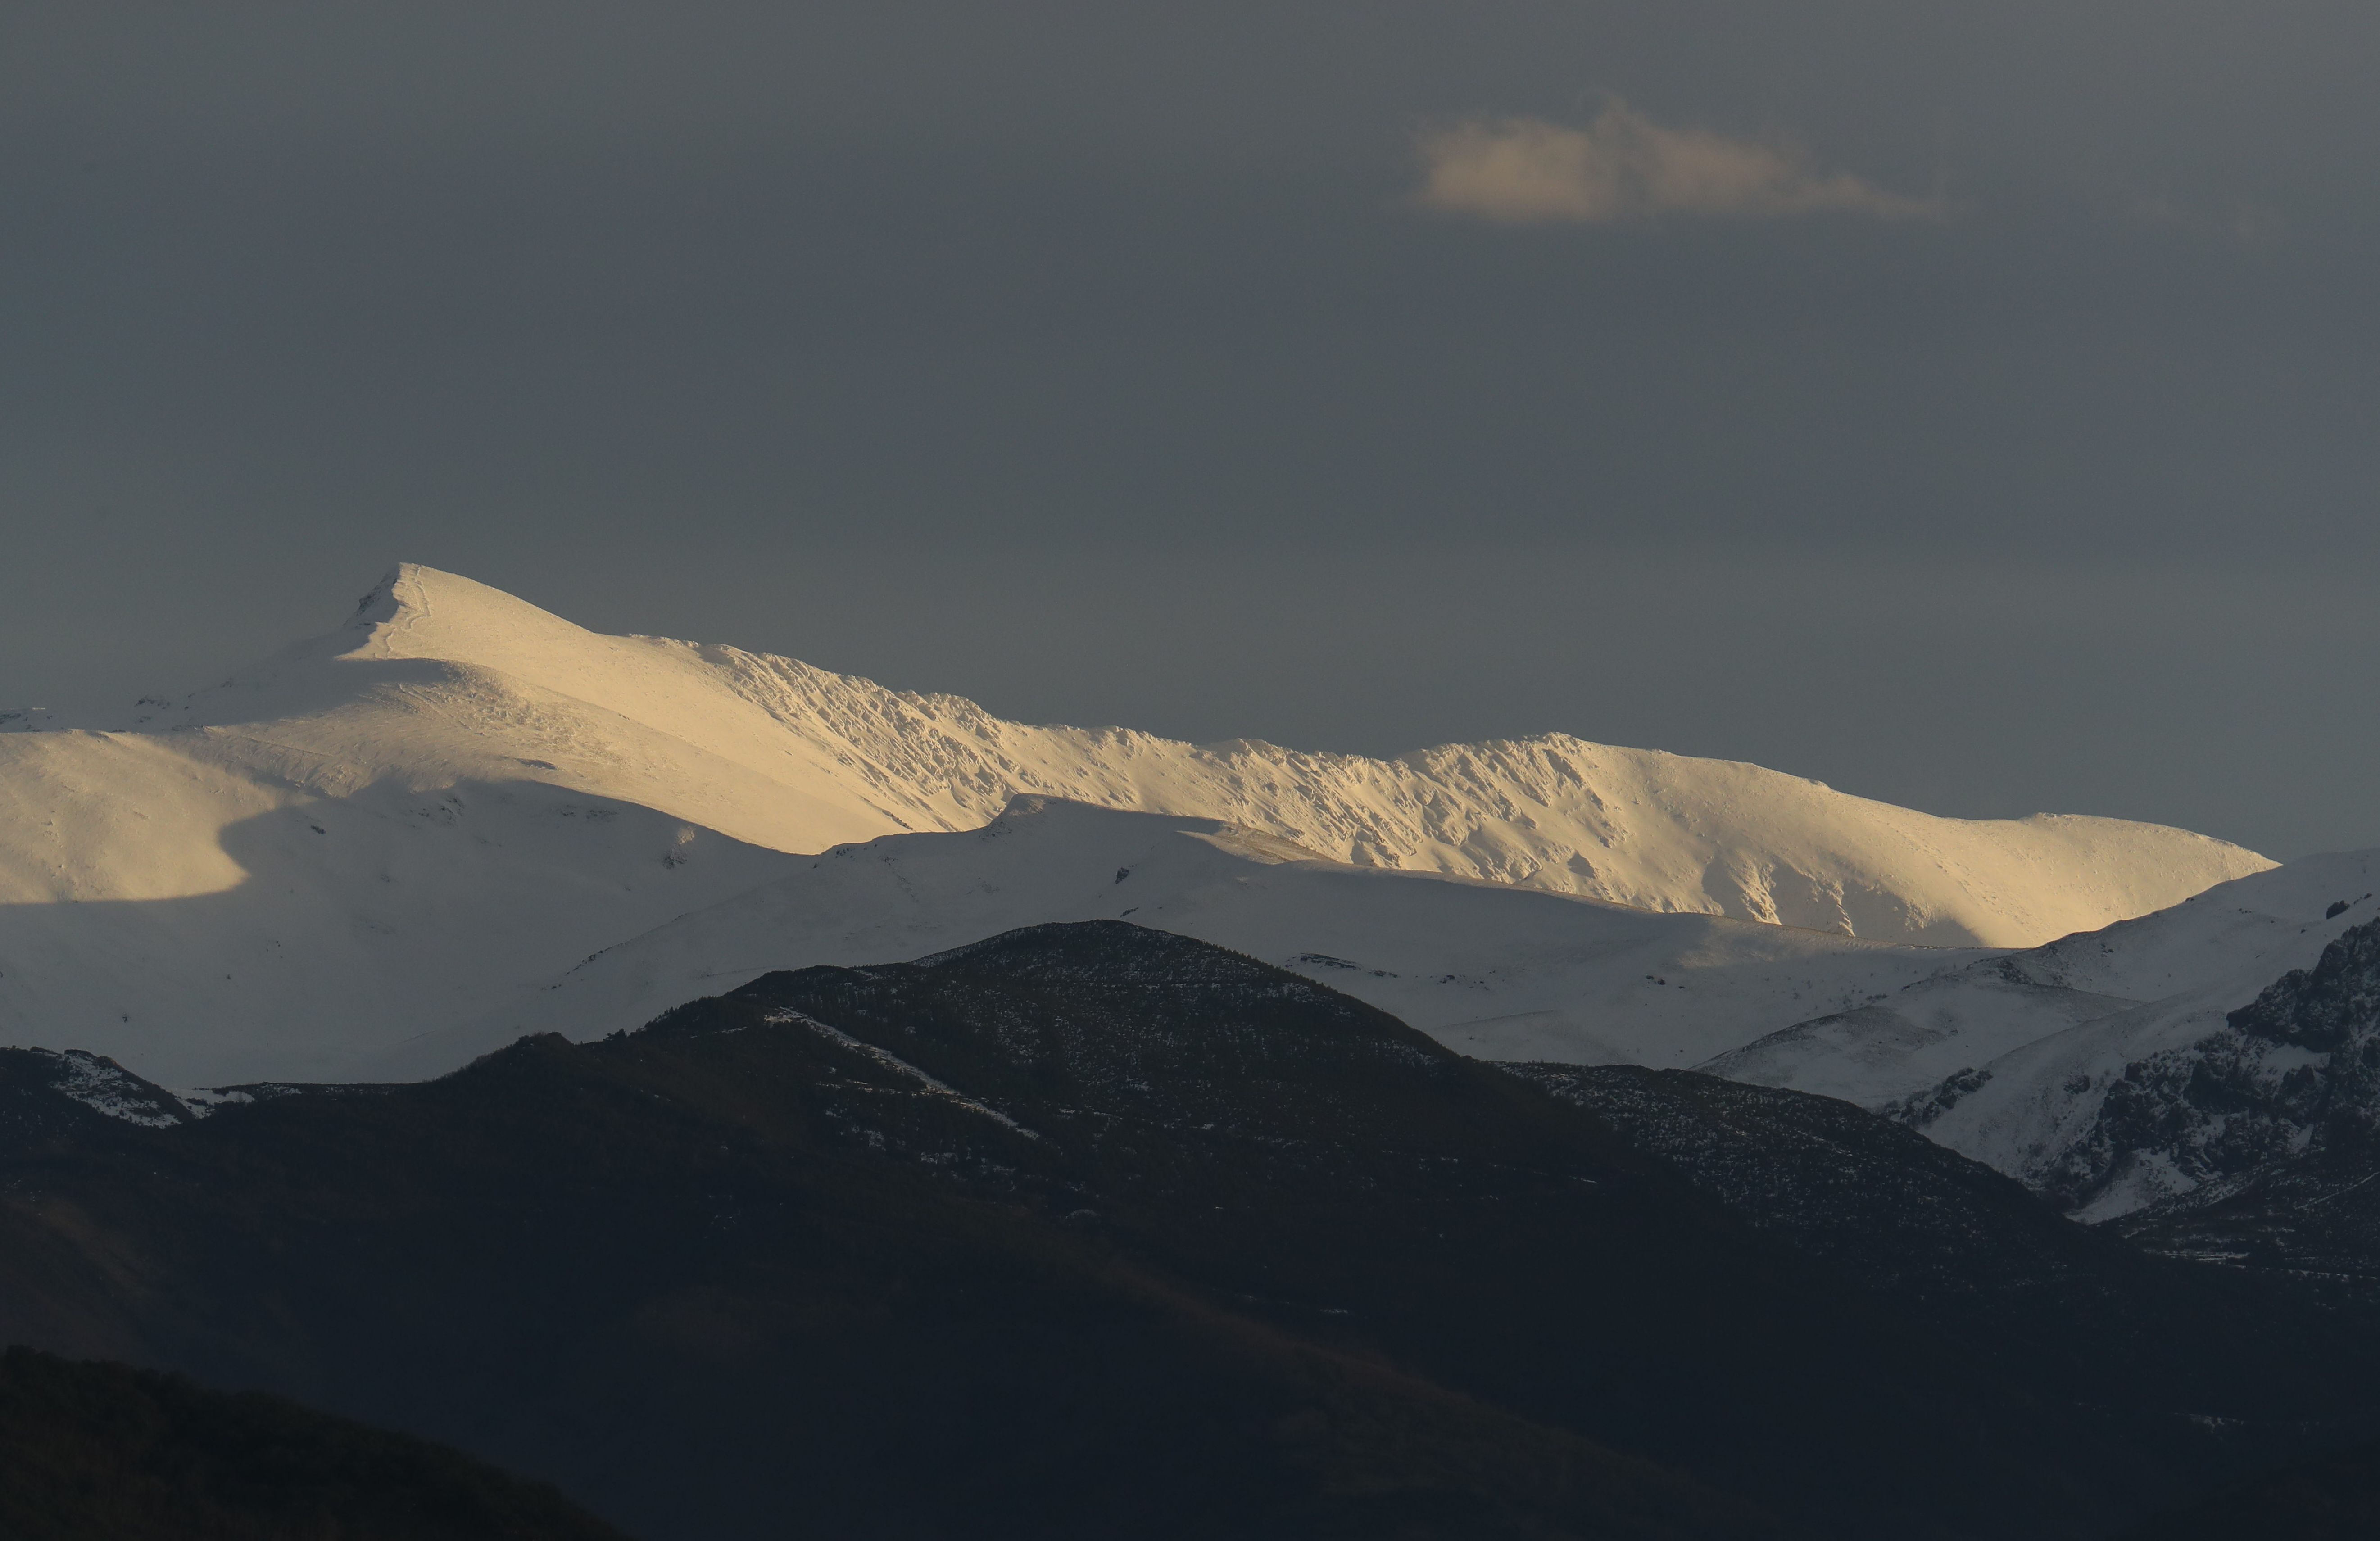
[[0, 562, 2268, 1083]]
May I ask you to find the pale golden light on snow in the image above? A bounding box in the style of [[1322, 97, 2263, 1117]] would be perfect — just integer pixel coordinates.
[[0, 565, 2270, 1086], [1413, 103, 1938, 225]]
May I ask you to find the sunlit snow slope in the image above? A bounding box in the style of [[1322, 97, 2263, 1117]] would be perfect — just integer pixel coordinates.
[[148, 564, 2267, 942], [0, 562, 2268, 1083]]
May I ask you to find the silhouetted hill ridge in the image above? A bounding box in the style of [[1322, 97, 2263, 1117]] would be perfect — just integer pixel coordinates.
[[2, 921, 2376, 1539]]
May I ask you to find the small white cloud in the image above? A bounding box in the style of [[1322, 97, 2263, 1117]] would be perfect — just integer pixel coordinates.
[[1413, 102, 1938, 226]]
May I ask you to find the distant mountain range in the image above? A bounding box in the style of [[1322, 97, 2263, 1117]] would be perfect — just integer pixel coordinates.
[[6, 565, 2377, 1237], [0, 563, 2267, 1084], [16, 564, 2380, 1536]]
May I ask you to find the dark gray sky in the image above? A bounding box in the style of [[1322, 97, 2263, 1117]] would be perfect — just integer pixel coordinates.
[[5, 2, 2375, 858]]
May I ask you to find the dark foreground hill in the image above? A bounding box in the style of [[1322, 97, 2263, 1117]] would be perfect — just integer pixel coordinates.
[[2120, 1433, 2380, 1539], [0, 1345, 625, 1540], [2, 921, 2376, 1539], [1511, 1063, 2376, 1418]]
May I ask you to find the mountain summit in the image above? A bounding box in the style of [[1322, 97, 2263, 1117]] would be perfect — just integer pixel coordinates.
[[157, 563, 2271, 938], [0, 564, 2268, 1083]]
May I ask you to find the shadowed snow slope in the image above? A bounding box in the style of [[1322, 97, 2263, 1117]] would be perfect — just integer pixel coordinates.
[[1884, 854, 2380, 1217], [0, 562, 2265, 1083], [362, 797, 1985, 1081], [1694, 851, 2380, 1215]]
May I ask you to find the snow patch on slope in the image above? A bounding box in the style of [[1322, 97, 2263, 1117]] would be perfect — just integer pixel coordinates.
[[761, 1006, 1039, 1139], [42, 1048, 189, 1128]]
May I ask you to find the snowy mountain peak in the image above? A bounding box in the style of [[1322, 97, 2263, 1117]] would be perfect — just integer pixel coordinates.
[[340, 563, 617, 666], [0, 563, 2281, 1083], [40, 563, 2282, 944]]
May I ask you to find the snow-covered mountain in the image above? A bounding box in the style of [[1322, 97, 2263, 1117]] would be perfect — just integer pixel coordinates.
[[2109, 916, 2380, 1275], [1705, 854, 2380, 1105], [0, 562, 2267, 1084], [361, 796, 1986, 1080], [1886, 858, 2380, 1219], [131, 564, 2268, 941], [1697, 850, 2380, 1217]]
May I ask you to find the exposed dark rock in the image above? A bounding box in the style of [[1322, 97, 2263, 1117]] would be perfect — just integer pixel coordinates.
[[2067, 919, 2380, 1275]]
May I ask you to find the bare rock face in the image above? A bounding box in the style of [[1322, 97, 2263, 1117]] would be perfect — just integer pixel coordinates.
[[2090, 921, 2380, 1208]]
